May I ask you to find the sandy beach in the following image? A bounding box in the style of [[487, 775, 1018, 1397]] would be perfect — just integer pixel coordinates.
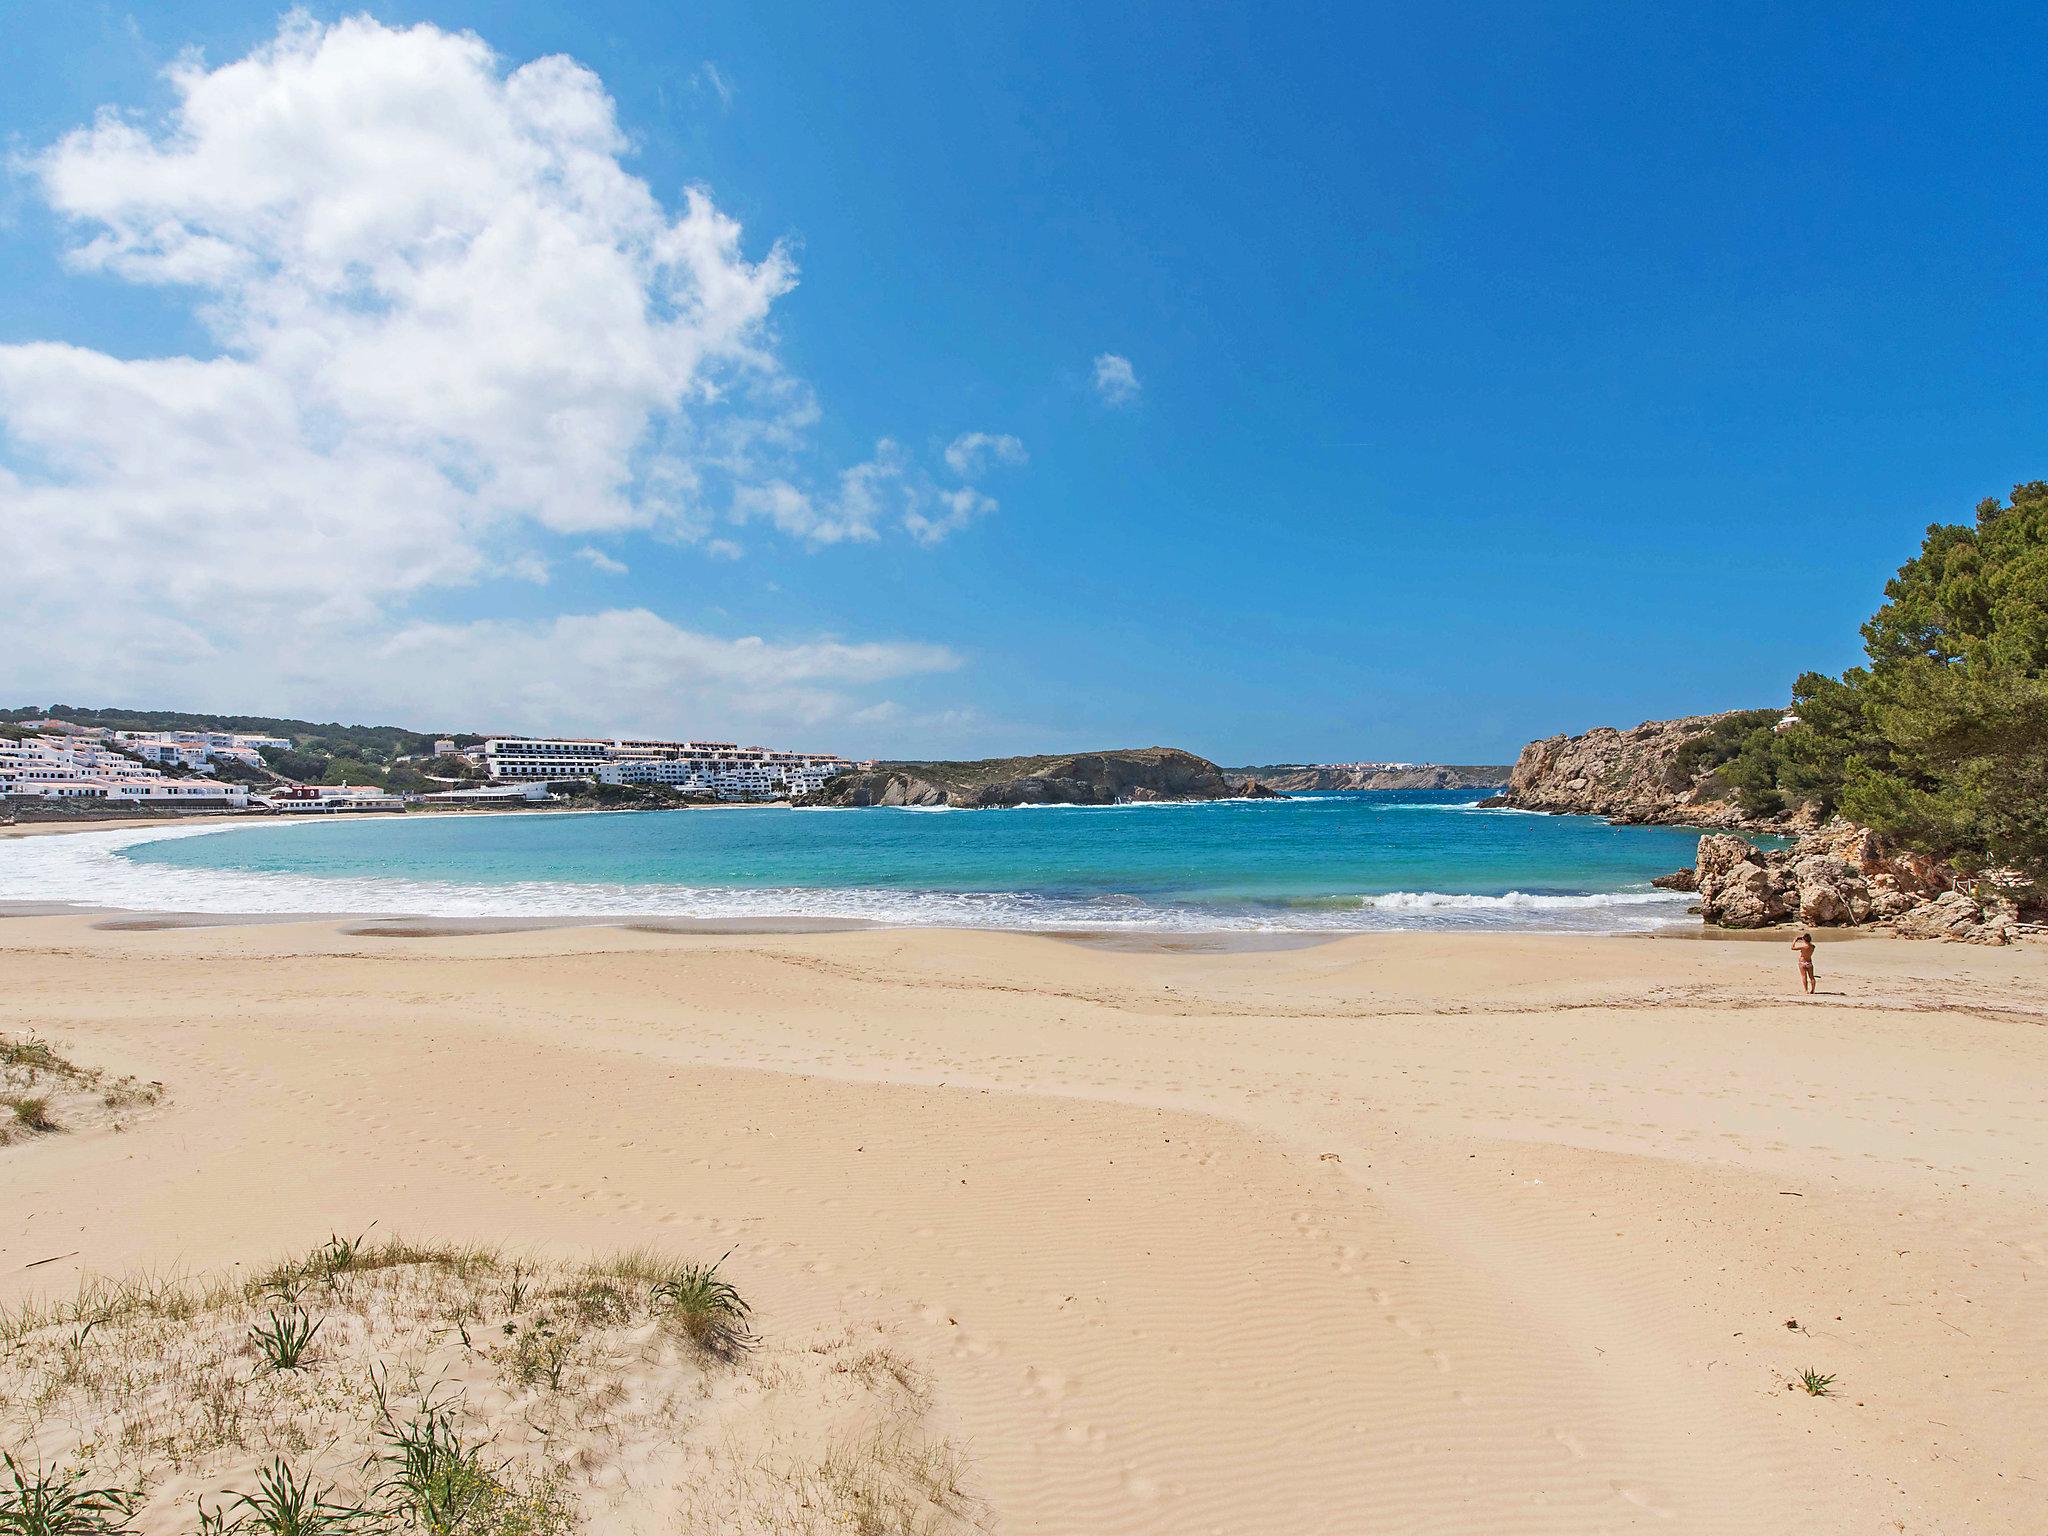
[[1, 912, 2041, 1534]]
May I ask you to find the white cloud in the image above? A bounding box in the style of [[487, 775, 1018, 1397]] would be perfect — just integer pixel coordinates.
[[1092, 352, 1141, 406], [0, 14, 964, 737], [366, 611, 959, 737], [692, 62, 734, 108], [732, 439, 909, 546], [943, 431, 1027, 478], [574, 545, 628, 574], [904, 487, 997, 546]]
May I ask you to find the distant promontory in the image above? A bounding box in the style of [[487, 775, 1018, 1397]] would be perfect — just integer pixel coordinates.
[[1232, 763, 1511, 794], [816, 748, 1280, 808]]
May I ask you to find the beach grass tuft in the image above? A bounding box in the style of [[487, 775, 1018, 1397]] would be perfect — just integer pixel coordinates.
[[249, 1306, 324, 1372], [0, 1452, 136, 1535], [652, 1256, 757, 1358], [1797, 1367, 1836, 1397], [6, 1095, 59, 1134], [222, 1458, 369, 1535]]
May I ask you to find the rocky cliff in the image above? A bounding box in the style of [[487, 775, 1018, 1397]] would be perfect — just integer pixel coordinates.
[[816, 748, 1281, 809], [1677, 823, 2032, 943], [1493, 712, 1798, 830], [1230, 764, 1511, 793]]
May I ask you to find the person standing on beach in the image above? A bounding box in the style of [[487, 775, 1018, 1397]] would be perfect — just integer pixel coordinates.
[[1792, 931, 1816, 994]]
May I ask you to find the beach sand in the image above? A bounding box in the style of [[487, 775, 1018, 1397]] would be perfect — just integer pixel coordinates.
[[1, 914, 2042, 1533]]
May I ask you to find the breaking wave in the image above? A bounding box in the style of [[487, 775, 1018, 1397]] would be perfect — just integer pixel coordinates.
[[0, 821, 1697, 934]]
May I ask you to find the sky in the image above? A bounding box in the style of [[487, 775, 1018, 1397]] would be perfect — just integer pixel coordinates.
[[2, 3, 2044, 763]]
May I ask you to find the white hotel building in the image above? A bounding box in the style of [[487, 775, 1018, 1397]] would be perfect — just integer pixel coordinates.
[[484, 738, 864, 801], [0, 735, 249, 807]]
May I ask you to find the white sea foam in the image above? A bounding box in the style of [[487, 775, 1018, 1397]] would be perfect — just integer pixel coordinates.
[[1359, 889, 1681, 911], [0, 821, 1698, 934]]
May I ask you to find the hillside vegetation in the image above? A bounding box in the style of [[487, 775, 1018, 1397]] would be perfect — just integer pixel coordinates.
[[820, 747, 1273, 807], [1706, 483, 2048, 884]]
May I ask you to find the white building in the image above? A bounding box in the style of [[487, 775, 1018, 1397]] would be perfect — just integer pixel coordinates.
[[486, 737, 860, 801], [122, 737, 216, 772], [260, 785, 404, 813], [0, 735, 247, 807], [111, 729, 285, 770], [417, 784, 551, 805]]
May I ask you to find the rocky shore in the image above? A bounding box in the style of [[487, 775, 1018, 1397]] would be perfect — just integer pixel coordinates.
[[816, 748, 1280, 808], [1488, 712, 1797, 832], [1494, 712, 2037, 940], [1655, 823, 2036, 944]]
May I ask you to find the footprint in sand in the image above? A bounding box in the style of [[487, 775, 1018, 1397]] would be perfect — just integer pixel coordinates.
[[1548, 1427, 1586, 1460], [1612, 1481, 1675, 1519], [1023, 1365, 1068, 1405]]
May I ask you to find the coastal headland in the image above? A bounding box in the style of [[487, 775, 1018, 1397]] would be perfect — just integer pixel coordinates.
[[3, 910, 2043, 1534], [814, 747, 1277, 807]]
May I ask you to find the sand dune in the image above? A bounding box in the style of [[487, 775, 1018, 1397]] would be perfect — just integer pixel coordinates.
[[1, 916, 2042, 1533]]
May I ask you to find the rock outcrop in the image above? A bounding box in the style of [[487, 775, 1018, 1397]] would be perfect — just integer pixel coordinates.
[[816, 748, 1281, 809], [1496, 712, 1801, 830], [1689, 822, 2024, 942], [1233, 764, 1511, 793]]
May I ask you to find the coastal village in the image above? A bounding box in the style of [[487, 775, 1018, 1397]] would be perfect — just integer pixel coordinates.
[[0, 717, 866, 813]]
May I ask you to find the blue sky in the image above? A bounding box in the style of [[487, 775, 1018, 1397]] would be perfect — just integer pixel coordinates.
[[3, 3, 2043, 762]]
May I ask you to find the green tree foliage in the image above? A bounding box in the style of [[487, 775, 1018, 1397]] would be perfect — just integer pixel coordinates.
[[1741, 483, 2048, 881], [0, 706, 460, 766], [318, 757, 390, 788], [1837, 485, 2048, 877], [419, 752, 484, 782], [258, 745, 332, 783]]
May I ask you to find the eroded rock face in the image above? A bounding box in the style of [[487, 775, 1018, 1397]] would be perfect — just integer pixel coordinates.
[[1502, 715, 1785, 828], [1689, 821, 2023, 942]]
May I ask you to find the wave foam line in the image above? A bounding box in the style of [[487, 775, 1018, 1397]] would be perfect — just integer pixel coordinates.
[[0, 823, 1698, 934]]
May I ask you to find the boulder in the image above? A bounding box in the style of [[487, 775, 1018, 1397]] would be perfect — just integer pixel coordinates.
[[1679, 819, 2035, 940], [1651, 868, 1698, 892], [1700, 857, 1795, 928], [1893, 890, 1992, 941], [1695, 834, 1756, 884], [1790, 853, 1868, 926]]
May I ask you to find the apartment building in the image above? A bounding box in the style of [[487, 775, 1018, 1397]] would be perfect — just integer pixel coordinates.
[[485, 737, 861, 801], [0, 736, 248, 806]]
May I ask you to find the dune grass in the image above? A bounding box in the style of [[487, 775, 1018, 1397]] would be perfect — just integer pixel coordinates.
[[0, 1237, 988, 1536], [0, 1033, 161, 1147]]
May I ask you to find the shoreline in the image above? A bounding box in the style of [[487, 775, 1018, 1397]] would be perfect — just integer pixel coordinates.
[[0, 803, 1796, 944]]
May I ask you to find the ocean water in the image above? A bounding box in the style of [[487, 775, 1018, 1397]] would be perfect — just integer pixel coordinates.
[[0, 791, 1720, 932]]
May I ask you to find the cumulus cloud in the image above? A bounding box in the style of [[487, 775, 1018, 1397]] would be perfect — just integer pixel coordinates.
[[943, 431, 1027, 478], [574, 546, 629, 575], [0, 14, 970, 738], [904, 487, 997, 547], [1092, 352, 1141, 406], [366, 611, 959, 736]]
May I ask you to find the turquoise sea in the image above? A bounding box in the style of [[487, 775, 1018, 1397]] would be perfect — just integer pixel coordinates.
[[1, 791, 1721, 932]]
